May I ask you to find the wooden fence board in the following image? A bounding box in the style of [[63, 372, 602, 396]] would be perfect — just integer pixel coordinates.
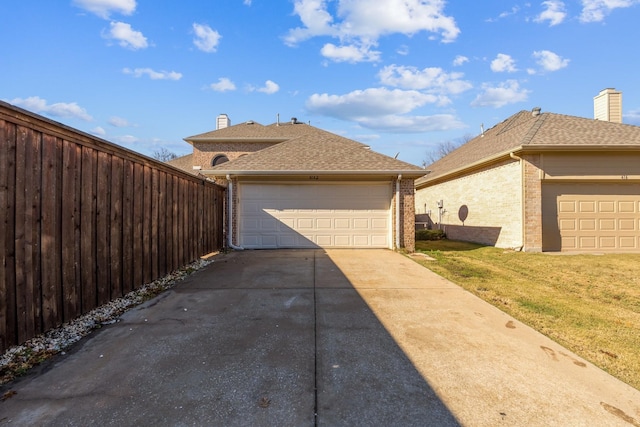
[[61, 140, 81, 321], [15, 127, 28, 343], [164, 174, 173, 273], [172, 175, 179, 272], [151, 168, 159, 281], [25, 128, 42, 335], [81, 146, 97, 311], [96, 152, 111, 306], [1, 120, 17, 352], [132, 163, 144, 289], [122, 159, 134, 294], [110, 157, 124, 298], [0, 102, 225, 351], [142, 165, 152, 285], [158, 171, 167, 277], [41, 134, 62, 332]]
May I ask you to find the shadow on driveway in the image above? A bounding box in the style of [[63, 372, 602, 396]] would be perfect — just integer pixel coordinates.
[[0, 250, 460, 426]]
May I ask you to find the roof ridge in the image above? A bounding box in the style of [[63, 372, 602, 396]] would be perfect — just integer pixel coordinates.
[[520, 113, 548, 145]]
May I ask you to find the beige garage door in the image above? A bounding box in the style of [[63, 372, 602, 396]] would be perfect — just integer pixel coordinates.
[[239, 183, 391, 249], [542, 183, 640, 251]]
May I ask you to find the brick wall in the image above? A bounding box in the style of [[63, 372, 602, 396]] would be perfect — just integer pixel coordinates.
[[415, 159, 523, 248], [391, 178, 416, 252], [193, 141, 279, 169], [522, 154, 543, 251]]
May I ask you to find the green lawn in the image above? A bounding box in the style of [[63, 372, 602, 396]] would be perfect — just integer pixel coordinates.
[[411, 240, 640, 390]]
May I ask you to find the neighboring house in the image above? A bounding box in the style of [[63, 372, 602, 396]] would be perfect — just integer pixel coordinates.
[[415, 107, 640, 252], [176, 115, 426, 251]]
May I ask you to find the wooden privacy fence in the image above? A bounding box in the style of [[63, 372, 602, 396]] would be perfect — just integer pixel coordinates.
[[0, 101, 225, 352]]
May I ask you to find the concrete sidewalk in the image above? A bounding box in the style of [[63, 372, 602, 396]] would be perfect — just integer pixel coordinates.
[[1, 249, 639, 426]]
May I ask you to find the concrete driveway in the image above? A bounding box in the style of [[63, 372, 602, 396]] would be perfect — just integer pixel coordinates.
[[1, 249, 639, 426]]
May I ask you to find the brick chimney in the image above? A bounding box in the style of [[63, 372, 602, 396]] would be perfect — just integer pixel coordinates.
[[216, 113, 230, 130], [594, 89, 622, 123]]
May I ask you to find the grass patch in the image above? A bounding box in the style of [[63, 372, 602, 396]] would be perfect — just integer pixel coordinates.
[[412, 240, 640, 390]]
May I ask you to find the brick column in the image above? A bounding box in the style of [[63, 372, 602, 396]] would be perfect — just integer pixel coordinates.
[[392, 179, 416, 252], [522, 154, 543, 252]]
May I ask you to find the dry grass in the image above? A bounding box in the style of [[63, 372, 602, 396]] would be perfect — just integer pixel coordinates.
[[413, 240, 640, 390]]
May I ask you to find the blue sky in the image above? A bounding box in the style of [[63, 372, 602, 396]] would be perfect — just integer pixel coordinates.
[[2, 0, 639, 165]]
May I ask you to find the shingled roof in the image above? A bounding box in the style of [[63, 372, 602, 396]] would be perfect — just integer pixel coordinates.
[[184, 120, 325, 143], [418, 109, 640, 186], [166, 153, 196, 174], [204, 127, 426, 177]]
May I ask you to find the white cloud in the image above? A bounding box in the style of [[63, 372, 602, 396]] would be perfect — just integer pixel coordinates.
[[396, 45, 410, 56], [8, 96, 93, 121], [244, 0, 252, 4], [284, 0, 460, 62], [257, 80, 280, 94], [91, 126, 107, 136], [108, 116, 131, 127], [471, 80, 530, 108], [532, 50, 570, 71], [210, 77, 236, 92], [122, 68, 182, 80], [535, 1, 567, 26], [320, 42, 381, 63], [486, 6, 521, 22], [112, 134, 139, 144], [580, 0, 640, 22], [192, 23, 221, 53], [624, 109, 640, 125], [73, 0, 136, 19], [378, 65, 472, 96], [306, 88, 437, 120], [491, 53, 518, 73], [356, 114, 466, 133], [453, 55, 469, 66], [105, 21, 148, 49]]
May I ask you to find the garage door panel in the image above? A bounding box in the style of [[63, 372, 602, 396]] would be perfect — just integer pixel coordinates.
[[619, 201, 636, 213], [619, 237, 637, 249], [599, 237, 616, 249], [543, 183, 640, 252], [559, 201, 576, 213], [598, 201, 615, 213], [239, 183, 391, 249], [599, 219, 615, 230], [619, 219, 635, 231], [579, 201, 595, 213]]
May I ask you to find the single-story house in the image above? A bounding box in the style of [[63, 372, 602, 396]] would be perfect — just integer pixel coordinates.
[[174, 116, 426, 251], [415, 107, 640, 252]]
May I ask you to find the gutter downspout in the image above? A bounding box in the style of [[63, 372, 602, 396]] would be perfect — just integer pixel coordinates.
[[396, 175, 402, 250], [509, 152, 525, 251], [226, 175, 244, 251]]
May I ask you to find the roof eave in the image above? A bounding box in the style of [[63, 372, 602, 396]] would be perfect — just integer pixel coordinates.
[[416, 144, 640, 188], [520, 144, 640, 152], [201, 169, 428, 178], [416, 148, 518, 188]]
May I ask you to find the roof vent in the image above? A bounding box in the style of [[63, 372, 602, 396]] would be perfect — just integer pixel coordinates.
[[246, 120, 254, 125], [291, 117, 298, 124], [532, 107, 541, 117]]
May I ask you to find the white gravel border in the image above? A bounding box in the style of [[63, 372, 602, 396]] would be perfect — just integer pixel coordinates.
[[1, 258, 213, 378]]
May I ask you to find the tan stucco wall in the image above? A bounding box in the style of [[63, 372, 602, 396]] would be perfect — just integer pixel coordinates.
[[192, 141, 280, 169], [415, 159, 523, 249]]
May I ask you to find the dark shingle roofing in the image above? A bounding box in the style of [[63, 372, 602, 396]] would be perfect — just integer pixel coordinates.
[[418, 110, 640, 185], [205, 127, 426, 177]]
